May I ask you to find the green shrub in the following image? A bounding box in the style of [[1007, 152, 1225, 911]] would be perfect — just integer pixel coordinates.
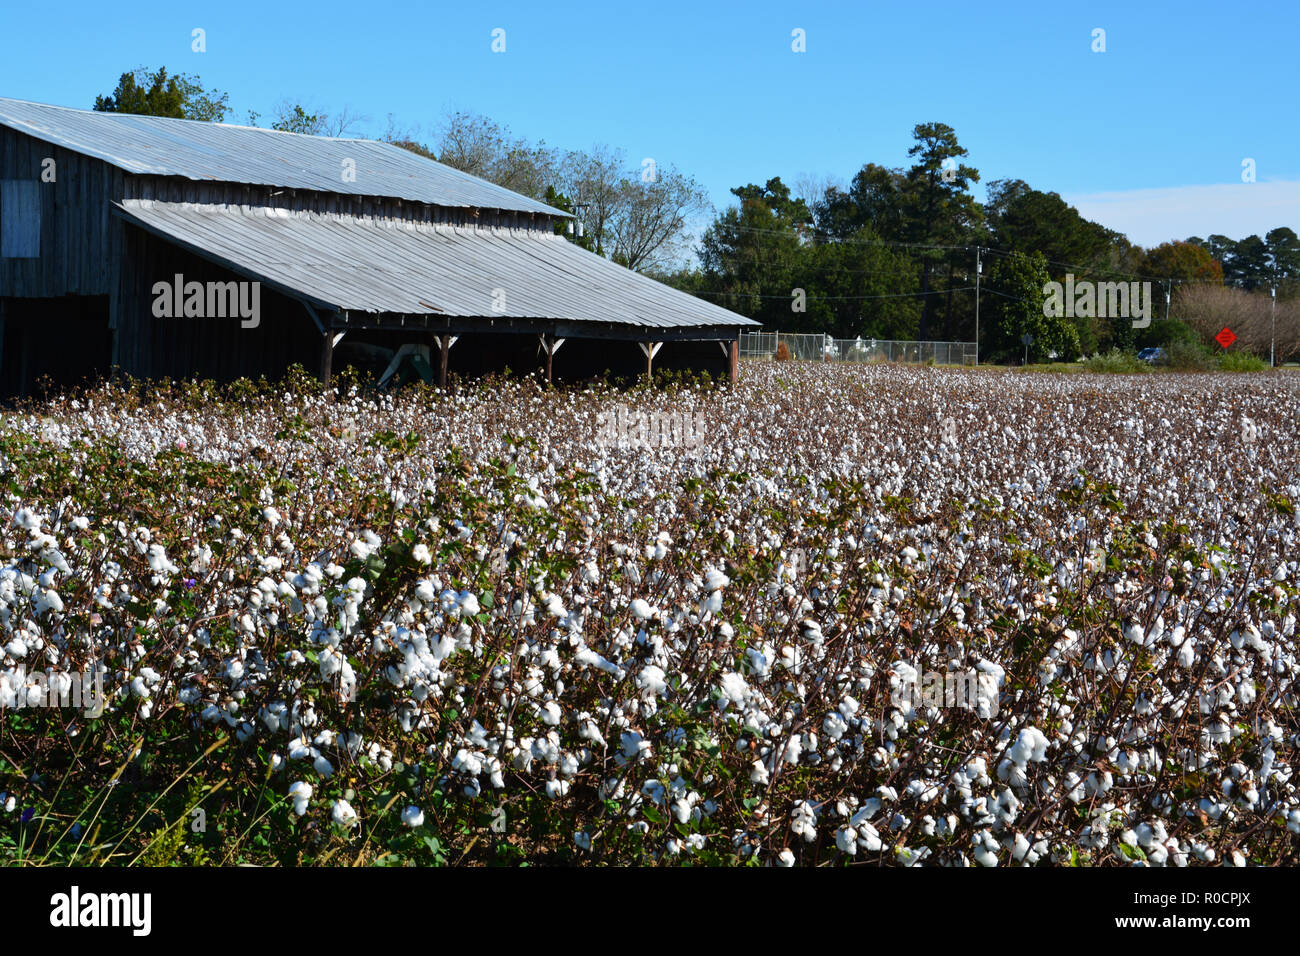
[[1166, 340, 1214, 370], [1219, 350, 1269, 372], [1082, 349, 1148, 373]]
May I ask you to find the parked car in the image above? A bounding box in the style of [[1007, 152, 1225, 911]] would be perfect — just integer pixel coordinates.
[[1137, 347, 1167, 364]]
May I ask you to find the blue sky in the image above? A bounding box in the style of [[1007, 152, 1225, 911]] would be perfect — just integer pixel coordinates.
[[2, 0, 1296, 248]]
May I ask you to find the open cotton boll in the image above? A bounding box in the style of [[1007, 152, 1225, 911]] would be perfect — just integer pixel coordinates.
[[630, 598, 655, 620], [288, 781, 312, 816], [401, 806, 425, 827], [1009, 727, 1049, 766], [331, 798, 358, 827]]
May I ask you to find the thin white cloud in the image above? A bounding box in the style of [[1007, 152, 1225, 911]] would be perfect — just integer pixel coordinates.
[[1064, 181, 1300, 248]]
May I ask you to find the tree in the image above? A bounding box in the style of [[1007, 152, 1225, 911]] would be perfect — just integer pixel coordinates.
[[697, 178, 808, 328], [986, 251, 1078, 362], [94, 67, 229, 122], [434, 111, 556, 201], [813, 163, 907, 241], [1141, 241, 1223, 283], [543, 185, 594, 251], [554, 146, 625, 256], [1227, 234, 1270, 290], [898, 123, 982, 340], [271, 103, 325, 135], [607, 166, 711, 273], [1265, 227, 1300, 292], [984, 179, 1115, 266], [804, 230, 919, 339]]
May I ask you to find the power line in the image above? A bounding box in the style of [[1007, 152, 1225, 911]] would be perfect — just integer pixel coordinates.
[[689, 286, 977, 301]]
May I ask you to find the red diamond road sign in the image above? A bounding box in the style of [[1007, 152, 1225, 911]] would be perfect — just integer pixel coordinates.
[[1215, 327, 1237, 349]]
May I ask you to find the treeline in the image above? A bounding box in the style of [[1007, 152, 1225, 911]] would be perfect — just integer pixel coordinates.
[[92, 68, 1300, 362], [666, 124, 1300, 362]]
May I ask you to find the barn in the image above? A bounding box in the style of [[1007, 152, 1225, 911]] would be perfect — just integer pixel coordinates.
[[0, 97, 755, 400]]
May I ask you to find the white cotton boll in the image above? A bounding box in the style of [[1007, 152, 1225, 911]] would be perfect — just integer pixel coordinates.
[[401, 806, 425, 827], [704, 568, 729, 591], [718, 671, 748, 706], [836, 827, 858, 855], [130, 676, 150, 699], [574, 831, 592, 850], [453, 749, 483, 776], [973, 844, 999, 867], [313, 754, 334, 777], [630, 598, 655, 620], [541, 701, 562, 725], [288, 781, 312, 816], [823, 711, 847, 740], [672, 798, 694, 824], [1009, 727, 1049, 766], [458, 591, 481, 616], [1203, 721, 1231, 746], [415, 580, 435, 603], [1012, 833, 1031, 862], [13, 508, 41, 531], [636, 665, 668, 699], [776, 849, 795, 867], [790, 801, 817, 842], [545, 779, 571, 799], [856, 822, 883, 852], [750, 760, 770, 785], [412, 543, 432, 565], [262, 506, 282, 526], [36, 589, 64, 614], [331, 798, 358, 827]]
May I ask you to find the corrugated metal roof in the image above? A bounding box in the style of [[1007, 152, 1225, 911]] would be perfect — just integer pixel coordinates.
[[113, 200, 757, 331], [0, 96, 565, 216]]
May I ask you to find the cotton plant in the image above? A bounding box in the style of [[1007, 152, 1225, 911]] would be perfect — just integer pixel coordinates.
[[0, 364, 1297, 865]]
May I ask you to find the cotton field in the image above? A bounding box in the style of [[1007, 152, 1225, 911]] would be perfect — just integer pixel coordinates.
[[1, 362, 1298, 866]]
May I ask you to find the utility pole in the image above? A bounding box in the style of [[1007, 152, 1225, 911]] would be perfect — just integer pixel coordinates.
[[974, 246, 981, 366], [1271, 286, 1277, 367]]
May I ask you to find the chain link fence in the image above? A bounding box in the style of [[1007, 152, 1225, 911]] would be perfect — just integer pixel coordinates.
[[740, 331, 977, 366]]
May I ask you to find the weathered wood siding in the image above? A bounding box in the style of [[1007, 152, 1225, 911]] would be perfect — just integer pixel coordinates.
[[115, 224, 320, 382], [0, 127, 125, 297], [124, 176, 557, 232]]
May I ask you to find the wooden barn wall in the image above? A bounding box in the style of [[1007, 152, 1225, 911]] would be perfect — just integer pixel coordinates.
[[0, 127, 124, 297], [125, 176, 557, 232], [116, 225, 320, 383]]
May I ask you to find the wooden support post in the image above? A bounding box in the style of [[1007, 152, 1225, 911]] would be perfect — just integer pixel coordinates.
[[729, 338, 739, 384], [538, 335, 565, 385], [638, 341, 663, 382], [433, 334, 458, 388]]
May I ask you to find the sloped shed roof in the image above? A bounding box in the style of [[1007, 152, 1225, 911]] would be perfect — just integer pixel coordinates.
[[114, 200, 757, 332], [0, 96, 564, 215]]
